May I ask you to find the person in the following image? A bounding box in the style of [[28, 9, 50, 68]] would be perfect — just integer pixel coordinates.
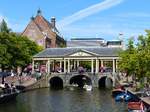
[[100, 66, 104, 73], [3, 83, 11, 94], [18, 75, 22, 84], [11, 70, 14, 77], [10, 83, 16, 92], [78, 65, 84, 74], [2, 75, 5, 84]]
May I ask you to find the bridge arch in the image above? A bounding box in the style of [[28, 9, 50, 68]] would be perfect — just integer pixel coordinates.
[[69, 75, 92, 88], [98, 76, 113, 88], [49, 76, 63, 89]]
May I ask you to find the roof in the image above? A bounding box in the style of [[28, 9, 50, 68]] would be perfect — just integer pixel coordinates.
[[67, 40, 105, 47], [107, 40, 122, 45], [22, 13, 64, 40], [71, 38, 104, 41], [33, 47, 121, 58]]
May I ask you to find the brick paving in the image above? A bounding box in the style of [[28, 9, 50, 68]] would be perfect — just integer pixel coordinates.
[[0, 75, 37, 87]]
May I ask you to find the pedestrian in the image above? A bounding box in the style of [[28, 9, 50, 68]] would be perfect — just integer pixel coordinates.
[[2, 75, 5, 84]]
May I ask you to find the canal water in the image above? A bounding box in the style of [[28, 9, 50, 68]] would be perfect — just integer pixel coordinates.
[[0, 88, 127, 112]]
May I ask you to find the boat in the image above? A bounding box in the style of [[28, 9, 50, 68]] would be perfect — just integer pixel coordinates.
[[0, 83, 20, 103], [83, 85, 92, 91], [0, 91, 19, 103], [128, 101, 146, 112], [69, 84, 78, 91], [115, 92, 132, 102], [15, 85, 26, 92], [112, 88, 125, 97]]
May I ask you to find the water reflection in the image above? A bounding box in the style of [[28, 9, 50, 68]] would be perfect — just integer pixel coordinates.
[[0, 88, 127, 112]]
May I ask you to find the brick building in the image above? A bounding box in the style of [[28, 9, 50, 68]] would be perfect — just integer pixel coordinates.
[[22, 9, 66, 48]]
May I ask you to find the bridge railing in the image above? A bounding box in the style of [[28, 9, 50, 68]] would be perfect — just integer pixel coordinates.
[[47, 72, 115, 77]]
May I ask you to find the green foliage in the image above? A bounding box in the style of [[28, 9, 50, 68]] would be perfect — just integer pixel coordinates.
[[118, 31, 150, 82], [0, 19, 11, 33], [0, 32, 42, 70], [80, 61, 91, 70], [59, 43, 66, 48]]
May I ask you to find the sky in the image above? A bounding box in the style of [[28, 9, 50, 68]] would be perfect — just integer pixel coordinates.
[[0, 0, 150, 41]]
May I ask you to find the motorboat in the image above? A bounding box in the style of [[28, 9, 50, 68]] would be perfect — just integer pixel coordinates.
[[0, 91, 19, 103], [0, 83, 20, 103], [83, 85, 92, 91], [115, 92, 132, 102], [112, 88, 125, 97], [128, 101, 146, 112]]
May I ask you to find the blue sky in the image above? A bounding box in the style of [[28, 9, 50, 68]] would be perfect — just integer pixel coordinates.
[[0, 0, 150, 41]]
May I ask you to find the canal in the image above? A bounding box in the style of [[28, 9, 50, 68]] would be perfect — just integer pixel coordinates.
[[0, 88, 127, 112]]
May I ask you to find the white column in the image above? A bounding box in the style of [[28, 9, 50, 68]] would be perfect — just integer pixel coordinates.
[[116, 60, 118, 72], [64, 59, 66, 73], [47, 59, 50, 74], [73, 60, 76, 69], [52, 60, 55, 72], [68, 59, 70, 73], [113, 59, 116, 87], [113, 59, 115, 73], [60, 60, 62, 72], [101, 60, 103, 67], [91, 59, 94, 73], [96, 59, 99, 73], [32, 60, 34, 74], [77, 60, 79, 67]]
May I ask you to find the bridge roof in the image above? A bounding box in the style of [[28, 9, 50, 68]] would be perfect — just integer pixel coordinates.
[[33, 47, 121, 58]]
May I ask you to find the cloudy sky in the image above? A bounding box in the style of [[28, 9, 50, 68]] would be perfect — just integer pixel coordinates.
[[0, 0, 150, 40]]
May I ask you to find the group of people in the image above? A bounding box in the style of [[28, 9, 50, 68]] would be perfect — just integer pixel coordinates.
[[0, 82, 16, 94]]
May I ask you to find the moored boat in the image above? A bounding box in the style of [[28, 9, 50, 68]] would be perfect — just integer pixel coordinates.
[[112, 88, 125, 97], [115, 92, 132, 102], [128, 101, 146, 112], [0, 83, 20, 104], [0, 91, 19, 103]]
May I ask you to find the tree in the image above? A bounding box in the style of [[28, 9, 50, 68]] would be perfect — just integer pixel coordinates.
[[0, 32, 13, 70], [0, 19, 11, 33], [136, 31, 150, 80], [0, 20, 42, 72], [118, 38, 137, 76], [0, 32, 42, 71], [118, 31, 150, 83]]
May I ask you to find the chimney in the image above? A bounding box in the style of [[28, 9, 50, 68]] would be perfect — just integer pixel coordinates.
[[51, 17, 56, 28]]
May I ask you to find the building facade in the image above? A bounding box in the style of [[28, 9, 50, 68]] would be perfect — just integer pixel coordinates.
[[67, 38, 123, 48], [32, 47, 121, 74], [22, 9, 66, 49]]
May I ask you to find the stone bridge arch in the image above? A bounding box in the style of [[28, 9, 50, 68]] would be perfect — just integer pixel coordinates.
[[98, 74, 115, 88], [48, 74, 65, 89], [47, 73, 115, 89], [69, 74, 92, 88]]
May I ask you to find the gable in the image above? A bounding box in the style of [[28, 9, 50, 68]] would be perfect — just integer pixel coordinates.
[[69, 51, 94, 57], [22, 20, 43, 39], [22, 20, 46, 46]]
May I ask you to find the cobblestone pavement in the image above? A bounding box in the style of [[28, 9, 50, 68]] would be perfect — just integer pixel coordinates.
[[0, 75, 37, 87]]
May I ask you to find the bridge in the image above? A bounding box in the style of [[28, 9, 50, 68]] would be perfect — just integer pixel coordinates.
[[46, 72, 117, 88], [25, 72, 120, 91], [30, 47, 121, 89]]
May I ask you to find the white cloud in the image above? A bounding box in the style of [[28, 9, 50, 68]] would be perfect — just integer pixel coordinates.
[[9, 21, 27, 32], [0, 16, 3, 22], [0, 14, 8, 23], [59, 21, 147, 41], [0, 14, 26, 32], [57, 0, 124, 28]]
